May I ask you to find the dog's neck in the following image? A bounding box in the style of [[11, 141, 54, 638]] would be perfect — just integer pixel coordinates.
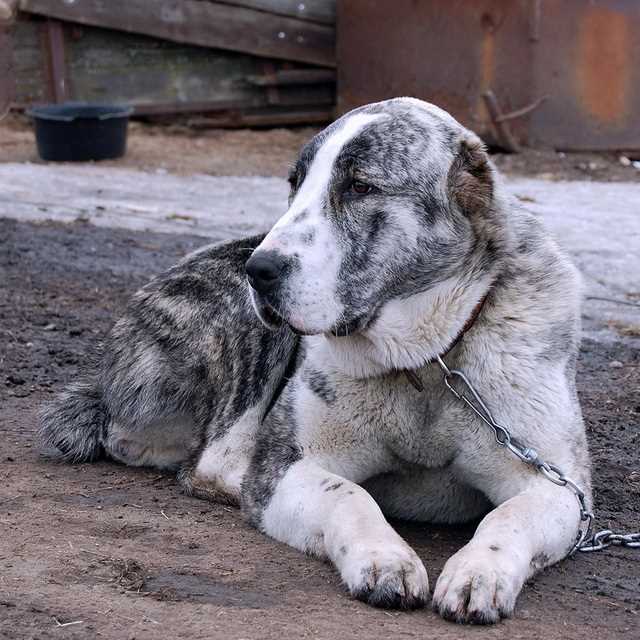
[[315, 275, 493, 379]]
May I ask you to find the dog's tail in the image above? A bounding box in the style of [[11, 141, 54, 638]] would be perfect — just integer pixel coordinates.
[[39, 379, 108, 463]]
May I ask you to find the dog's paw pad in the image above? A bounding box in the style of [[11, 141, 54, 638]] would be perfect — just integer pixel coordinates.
[[432, 547, 519, 624], [341, 543, 429, 610]]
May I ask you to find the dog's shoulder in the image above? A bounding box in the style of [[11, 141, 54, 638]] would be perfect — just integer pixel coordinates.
[[487, 203, 582, 355]]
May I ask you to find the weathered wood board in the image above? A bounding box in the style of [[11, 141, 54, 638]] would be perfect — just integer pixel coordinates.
[[0, 23, 16, 111], [11, 16, 335, 121], [216, 0, 336, 24], [9, 17, 47, 104], [20, 0, 335, 66]]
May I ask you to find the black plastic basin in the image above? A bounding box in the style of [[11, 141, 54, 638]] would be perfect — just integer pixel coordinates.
[[27, 103, 134, 162]]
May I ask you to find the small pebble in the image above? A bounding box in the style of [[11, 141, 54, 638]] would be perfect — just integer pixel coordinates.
[[609, 360, 624, 368], [619, 155, 631, 167], [10, 388, 31, 397], [43, 323, 57, 331]]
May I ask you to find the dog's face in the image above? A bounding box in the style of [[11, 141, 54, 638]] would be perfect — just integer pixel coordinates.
[[246, 98, 494, 336]]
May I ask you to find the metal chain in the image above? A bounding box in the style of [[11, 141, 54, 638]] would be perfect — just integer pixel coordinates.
[[435, 356, 639, 555], [578, 530, 640, 552]]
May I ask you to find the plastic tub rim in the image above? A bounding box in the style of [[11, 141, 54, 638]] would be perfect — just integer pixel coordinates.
[[26, 102, 134, 123]]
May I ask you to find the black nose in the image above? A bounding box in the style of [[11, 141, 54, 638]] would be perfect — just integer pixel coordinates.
[[245, 252, 286, 294]]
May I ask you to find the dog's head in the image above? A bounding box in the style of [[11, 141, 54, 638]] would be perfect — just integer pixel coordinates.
[[246, 98, 498, 338]]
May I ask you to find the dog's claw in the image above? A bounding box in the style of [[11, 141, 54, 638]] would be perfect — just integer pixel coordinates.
[[340, 542, 429, 610], [432, 545, 519, 624]]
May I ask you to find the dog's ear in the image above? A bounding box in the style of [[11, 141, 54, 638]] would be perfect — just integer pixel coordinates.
[[447, 136, 494, 216]]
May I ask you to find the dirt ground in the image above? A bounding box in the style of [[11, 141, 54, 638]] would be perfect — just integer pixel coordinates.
[[2, 112, 640, 181], [1, 218, 638, 640]]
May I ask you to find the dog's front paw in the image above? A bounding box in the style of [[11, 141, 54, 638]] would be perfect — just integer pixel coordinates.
[[432, 545, 522, 624], [339, 539, 429, 609]]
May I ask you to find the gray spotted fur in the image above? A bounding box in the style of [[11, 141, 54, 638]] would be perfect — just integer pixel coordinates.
[[40, 234, 296, 469], [40, 98, 591, 624]]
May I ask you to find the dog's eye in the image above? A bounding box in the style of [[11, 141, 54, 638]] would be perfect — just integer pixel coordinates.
[[349, 180, 373, 196]]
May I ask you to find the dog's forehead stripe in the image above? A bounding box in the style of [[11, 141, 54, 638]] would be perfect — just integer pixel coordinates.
[[284, 112, 385, 219]]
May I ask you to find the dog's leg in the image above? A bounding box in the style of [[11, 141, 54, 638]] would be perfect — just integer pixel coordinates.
[[178, 406, 263, 506], [247, 458, 429, 609], [105, 415, 199, 471], [432, 481, 580, 623]]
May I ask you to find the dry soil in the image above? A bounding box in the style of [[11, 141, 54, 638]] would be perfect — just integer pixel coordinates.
[[1, 219, 639, 640]]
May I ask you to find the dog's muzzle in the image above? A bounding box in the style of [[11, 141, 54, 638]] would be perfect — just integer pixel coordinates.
[[245, 251, 288, 295], [246, 250, 292, 330]]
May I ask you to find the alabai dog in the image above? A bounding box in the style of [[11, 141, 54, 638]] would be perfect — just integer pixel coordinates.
[[40, 98, 591, 624]]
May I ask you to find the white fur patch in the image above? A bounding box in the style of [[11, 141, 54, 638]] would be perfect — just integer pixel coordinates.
[[193, 406, 262, 501], [272, 112, 386, 231], [257, 112, 386, 333], [261, 459, 429, 603], [317, 274, 494, 378]]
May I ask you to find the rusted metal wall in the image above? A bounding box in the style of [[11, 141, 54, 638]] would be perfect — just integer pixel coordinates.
[[337, 0, 640, 150], [529, 0, 639, 150]]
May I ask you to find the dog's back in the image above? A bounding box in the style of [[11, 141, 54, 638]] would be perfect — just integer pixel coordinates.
[[40, 234, 296, 467]]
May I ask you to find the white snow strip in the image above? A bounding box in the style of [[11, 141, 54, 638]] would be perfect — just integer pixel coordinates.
[[0, 163, 638, 343]]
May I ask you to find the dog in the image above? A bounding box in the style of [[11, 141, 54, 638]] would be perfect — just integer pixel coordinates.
[[40, 97, 591, 624]]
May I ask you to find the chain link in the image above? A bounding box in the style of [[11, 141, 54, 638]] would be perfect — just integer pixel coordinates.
[[578, 530, 640, 552], [435, 356, 639, 555]]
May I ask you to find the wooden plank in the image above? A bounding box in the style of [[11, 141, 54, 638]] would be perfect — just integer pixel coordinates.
[[10, 17, 48, 105], [0, 0, 17, 113], [66, 25, 268, 109], [44, 19, 68, 102], [183, 107, 333, 127], [63, 24, 334, 111], [11, 17, 335, 125], [212, 0, 335, 25], [0, 24, 15, 114], [245, 68, 335, 86], [20, 0, 335, 66]]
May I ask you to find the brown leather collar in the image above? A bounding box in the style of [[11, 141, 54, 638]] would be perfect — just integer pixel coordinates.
[[403, 292, 490, 392]]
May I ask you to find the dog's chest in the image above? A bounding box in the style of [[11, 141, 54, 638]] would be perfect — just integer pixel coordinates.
[[296, 363, 458, 470]]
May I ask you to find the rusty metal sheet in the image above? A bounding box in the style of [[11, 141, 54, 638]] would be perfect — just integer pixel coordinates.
[[337, 0, 640, 150], [528, 0, 640, 150]]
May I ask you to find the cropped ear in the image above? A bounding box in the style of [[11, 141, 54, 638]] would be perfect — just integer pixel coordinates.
[[447, 136, 494, 216]]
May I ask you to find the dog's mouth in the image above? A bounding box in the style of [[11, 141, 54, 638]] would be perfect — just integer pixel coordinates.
[[253, 296, 286, 330], [328, 312, 372, 338], [250, 290, 305, 334], [250, 288, 378, 338], [328, 300, 382, 338]]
